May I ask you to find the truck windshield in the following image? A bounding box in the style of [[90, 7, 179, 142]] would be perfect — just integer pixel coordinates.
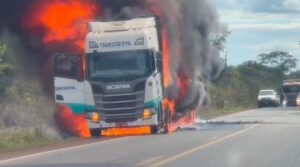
[[259, 91, 274, 96], [283, 85, 300, 94], [87, 50, 153, 80]]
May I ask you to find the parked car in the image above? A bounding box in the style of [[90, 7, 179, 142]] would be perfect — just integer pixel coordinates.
[[257, 89, 280, 108]]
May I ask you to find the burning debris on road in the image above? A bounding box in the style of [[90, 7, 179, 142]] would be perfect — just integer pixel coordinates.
[[0, 0, 225, 137]]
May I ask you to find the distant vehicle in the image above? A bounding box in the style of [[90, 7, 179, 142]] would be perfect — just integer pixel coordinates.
[[257, 89, 280, 108], [281, 80, 300, 106]]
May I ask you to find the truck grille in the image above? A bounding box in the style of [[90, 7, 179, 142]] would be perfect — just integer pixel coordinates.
[[94, 91, 145, 122], [286, 94, 297, 106]]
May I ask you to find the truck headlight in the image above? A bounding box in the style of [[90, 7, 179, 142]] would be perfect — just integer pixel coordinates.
[[297, 97, 300, 105], [86, 112, 101, 122], [143, 109, 155, 120]]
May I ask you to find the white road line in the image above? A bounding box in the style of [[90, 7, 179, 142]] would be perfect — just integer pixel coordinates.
[[150, 124, 259, 167], [136, 156, 164, 167], [0, 137, 130, 164]]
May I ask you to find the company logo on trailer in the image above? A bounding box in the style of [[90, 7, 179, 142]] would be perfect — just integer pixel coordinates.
[[106, 84, 132, 90], [55, 86, 76, 91], [95, 38, 145, 49]]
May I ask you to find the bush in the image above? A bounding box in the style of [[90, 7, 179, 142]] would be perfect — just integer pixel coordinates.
[[208, 61, 284, 116]]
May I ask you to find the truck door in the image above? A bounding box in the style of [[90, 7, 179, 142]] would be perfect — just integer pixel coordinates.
[[54, 54, 87, 114]]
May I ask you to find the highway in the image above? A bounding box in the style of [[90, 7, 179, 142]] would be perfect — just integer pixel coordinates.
[[1, 107, 300, 167]]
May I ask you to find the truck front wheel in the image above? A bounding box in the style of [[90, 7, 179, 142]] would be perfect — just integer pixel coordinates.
[[89, 128, 102, 137], [151, 103, 165, 134], [151, 126, 159, 134]]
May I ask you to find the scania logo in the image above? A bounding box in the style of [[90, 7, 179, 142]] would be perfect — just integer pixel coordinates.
[[106, 84, 131, 90]]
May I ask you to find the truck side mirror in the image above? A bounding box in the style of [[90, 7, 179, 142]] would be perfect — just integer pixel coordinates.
[[54, 53, 84, 82]]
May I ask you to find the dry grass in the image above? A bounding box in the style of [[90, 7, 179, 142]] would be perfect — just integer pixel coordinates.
[[0, 128, 59, 153]]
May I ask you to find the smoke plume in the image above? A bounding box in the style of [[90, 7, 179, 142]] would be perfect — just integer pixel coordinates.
[[95, 0, 225, 113]]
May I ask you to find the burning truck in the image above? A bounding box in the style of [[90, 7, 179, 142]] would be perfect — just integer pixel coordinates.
[[54, 17, 197, 136], [0, 0, 224, 137]]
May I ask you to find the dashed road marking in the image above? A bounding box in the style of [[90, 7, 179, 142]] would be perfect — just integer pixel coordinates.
[[150, 124, 258, 167], [136, 156, 164, 167]]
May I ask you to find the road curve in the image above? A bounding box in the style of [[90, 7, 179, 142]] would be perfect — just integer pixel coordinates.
[[0, 107, 300, 167]]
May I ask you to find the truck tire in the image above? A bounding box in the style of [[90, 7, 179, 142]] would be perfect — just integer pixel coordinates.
[[151, 126, 159, 134], [89, 128, 102, 137], [151, 103, 164, 134]]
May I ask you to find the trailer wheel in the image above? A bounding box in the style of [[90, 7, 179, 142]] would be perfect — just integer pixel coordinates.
[[89, 128, 102, 137]]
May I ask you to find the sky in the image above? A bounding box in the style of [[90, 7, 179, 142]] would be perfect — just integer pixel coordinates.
[[210, 0, 300, 69]]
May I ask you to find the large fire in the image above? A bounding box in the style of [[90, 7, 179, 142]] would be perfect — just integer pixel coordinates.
[[24, 0, 197, 137], [102, 127, 151, 136], [24, 0, 98, 137], [56, 105, 90, 138], [25, 0, 98, 51]]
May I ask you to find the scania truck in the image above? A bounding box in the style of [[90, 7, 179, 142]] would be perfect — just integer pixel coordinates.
[[53, 17, 168, 135]]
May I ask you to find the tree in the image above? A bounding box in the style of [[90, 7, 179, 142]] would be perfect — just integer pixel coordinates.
[[287, 70, 300, 79], [257, 51, 297, 74], [0, 41, 15, 94]]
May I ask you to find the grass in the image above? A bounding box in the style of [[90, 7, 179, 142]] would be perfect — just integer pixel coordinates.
[[0, 128, 60, 153]]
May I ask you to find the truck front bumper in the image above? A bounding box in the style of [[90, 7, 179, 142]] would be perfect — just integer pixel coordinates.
[[87, 114, 158, 129]]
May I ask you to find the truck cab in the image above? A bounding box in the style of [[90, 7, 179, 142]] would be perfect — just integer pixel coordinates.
[[282, 80, 300, 106], [54, 17, 166, 135]]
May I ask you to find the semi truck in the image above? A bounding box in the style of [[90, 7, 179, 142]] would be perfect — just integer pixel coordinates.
[[53, 17, 170, 136], [281, 79, 300, 106]]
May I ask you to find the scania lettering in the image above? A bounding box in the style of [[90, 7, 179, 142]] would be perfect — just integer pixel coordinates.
[[53, 17, 168, 136], [106, 84, 131, 90]]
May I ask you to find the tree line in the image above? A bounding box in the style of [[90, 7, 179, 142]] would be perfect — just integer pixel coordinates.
[[210, 51, 299, 111]]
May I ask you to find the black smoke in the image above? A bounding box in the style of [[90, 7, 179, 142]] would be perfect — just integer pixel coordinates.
[[95, 0, 226, 113]]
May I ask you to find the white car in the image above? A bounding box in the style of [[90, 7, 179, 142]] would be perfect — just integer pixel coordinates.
[[257, 89, 280, 108]]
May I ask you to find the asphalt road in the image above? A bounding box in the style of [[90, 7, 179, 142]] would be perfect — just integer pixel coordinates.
[[1, 107, 300, 167]]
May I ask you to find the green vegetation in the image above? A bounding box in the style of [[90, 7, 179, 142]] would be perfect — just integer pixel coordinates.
[[0, 40, 60, 153], [0, 41, 15, 94], [205, 51, 299, 119], [0, 128, 57, 153]]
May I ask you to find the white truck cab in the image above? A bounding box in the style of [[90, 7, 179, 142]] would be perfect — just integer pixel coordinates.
[[53, 17, 167, 136]]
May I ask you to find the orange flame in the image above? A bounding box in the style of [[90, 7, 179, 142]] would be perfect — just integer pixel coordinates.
[[25, 0, 98, 51], [102, 127, 151, 136], [162, 30, 172, 89], [168, 111, 197, 132], [56, 105, 90, 138], [161, 24, 196, 132], [25, 1, 99, 138]]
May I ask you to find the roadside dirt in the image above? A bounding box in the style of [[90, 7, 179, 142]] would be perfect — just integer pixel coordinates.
[[0, 137, 112, 161]]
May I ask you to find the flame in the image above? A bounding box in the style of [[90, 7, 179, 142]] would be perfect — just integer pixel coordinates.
[[162, 30, 172, 89], [56, 105, 90, 138], [161, 25, 196, 132], [177, 75, 192, 102], [168, 111, 197, 132], [25, 0, 98, 51], [24, 1, 99, 138], [102, 127, 151, 136]]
